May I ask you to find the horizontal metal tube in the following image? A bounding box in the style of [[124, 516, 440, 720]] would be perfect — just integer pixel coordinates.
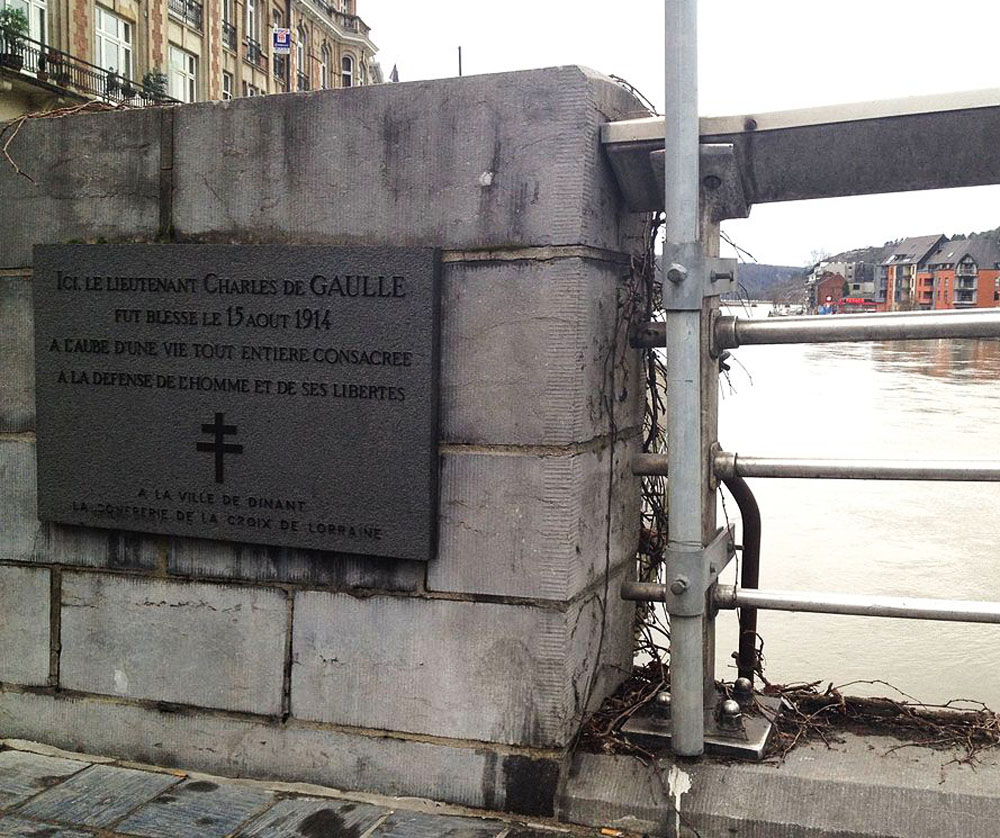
[[633, 453, 669, 475], [713, 453, 1000, 482], [621, 580, 667, 602], [715, 585, 1000, 624], [717, 309, 1000, 348]]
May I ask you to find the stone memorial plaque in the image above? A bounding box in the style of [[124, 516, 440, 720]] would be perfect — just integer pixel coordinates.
[[33, 245, 440, 561]]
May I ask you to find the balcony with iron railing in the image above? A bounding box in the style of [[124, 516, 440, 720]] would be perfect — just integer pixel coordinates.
[[222, 21, 237, 52], [244, 37, 267, 72], [0, 32, 177, 107], [301, 0, 371, 38], [168, 0, 203, 31], [335, 11, 369, 35]]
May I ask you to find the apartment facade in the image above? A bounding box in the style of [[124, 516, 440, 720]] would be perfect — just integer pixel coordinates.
[[876, 235, 946, 311], [0, 0, 378, 118], [921, 237, 1000, 310]]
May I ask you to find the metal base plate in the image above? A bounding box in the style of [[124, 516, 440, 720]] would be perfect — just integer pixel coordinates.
[[621, 693, 781, 760]]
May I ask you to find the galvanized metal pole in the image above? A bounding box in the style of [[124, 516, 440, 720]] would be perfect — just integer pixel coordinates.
[[664, 0, 705, 756]]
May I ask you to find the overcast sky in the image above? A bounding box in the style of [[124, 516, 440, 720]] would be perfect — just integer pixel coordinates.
[[363, 1, 1000, 266]]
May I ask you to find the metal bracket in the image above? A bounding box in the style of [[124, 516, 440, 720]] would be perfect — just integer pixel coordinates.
[[622, 688, 781, 760], [665, 524, 736, 616], [660, 242, 738, 310], [648, 143, 750, 222]]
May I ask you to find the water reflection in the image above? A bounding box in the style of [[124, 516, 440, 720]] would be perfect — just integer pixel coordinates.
[[871, 338, 1000, 382], [715, 312, 1000, 706]]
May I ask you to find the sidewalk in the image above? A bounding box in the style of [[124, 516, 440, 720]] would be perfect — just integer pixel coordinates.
[[0, 740, 611, 838]]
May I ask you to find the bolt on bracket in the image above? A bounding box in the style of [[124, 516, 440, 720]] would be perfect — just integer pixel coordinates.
[[664, 523, 737, 615], [660, 241, 738, 310]]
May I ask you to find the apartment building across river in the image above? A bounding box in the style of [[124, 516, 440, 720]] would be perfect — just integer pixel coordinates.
[[0, 0, 379, 119]]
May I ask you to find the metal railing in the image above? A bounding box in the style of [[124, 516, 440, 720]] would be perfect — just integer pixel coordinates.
[[610, 0, 1000, 759], [335, 10, 368, 34], [222, 21, 237, 52], [168, 0, 203, 30], [244, 37, 267, 72], [273, 55, 287, 82], [0, 32, 177, 107]]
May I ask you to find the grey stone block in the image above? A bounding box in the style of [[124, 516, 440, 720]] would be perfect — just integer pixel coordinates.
[[0, 109, 162, 269], [0, 439, 37, 563], [0, 278, 34, 433], [0, 750, 88, 809], [291, 577, 633, 748], [440, 258, 643, 446], [59, 573, 287, 715], [431, 440, 640, 600], [0, 690, 562, 815], [172, 67, 644, 253], [167, 536, 424, 593], [14, 763, 180, 828], [0, 438, 159, 571], [560, 740, 1000, 838], [0, 566, 50, 686]]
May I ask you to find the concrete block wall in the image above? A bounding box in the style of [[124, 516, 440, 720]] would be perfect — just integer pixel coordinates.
[[0, 66, 646, 816]]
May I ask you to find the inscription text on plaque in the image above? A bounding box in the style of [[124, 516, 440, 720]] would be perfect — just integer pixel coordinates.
[[33, 245, 440, 561]]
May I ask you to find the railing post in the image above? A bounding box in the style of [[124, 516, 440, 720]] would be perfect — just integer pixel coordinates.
[[663, 0, 707, 757]]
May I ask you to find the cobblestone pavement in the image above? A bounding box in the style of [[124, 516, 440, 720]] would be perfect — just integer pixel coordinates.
[[0, 742, 611, 838]]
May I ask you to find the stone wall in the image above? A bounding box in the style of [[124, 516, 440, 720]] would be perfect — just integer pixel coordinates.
[[0, 66, 646, 815]]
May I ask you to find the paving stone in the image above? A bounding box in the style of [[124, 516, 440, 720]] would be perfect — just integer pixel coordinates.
[[0, 108, 162, 269], [0, 278, 34, 433], [370, 810, 507, 838], [440, 258, 643, 447], [172, 67, 644, 254], [0, 566, 50, 686], [0, 814, 93, 837], [0, 751, 88, 810], [60, 573, 287, 715], [14, 764, 179, 828], [115, 777, 273, 838], [233, 797, 387, 837]]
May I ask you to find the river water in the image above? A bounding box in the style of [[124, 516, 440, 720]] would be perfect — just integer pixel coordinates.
[[711, 304, 1000, 707]]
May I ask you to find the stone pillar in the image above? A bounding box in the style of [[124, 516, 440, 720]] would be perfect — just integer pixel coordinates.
[[0, 66, 645, 815]]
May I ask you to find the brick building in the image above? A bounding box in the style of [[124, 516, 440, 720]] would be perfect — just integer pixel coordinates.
[[876, 235, 945, 311], [922, 236, 1000, 310], [0, 0, 378, 119], [809, 271, 846, 313]]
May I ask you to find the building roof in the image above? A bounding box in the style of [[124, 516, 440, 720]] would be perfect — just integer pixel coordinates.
[[927, 233, 1000, 268], [880, 235, 946, 266]]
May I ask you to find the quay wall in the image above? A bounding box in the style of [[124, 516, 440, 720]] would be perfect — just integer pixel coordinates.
[[0, 66, 647, 816]]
